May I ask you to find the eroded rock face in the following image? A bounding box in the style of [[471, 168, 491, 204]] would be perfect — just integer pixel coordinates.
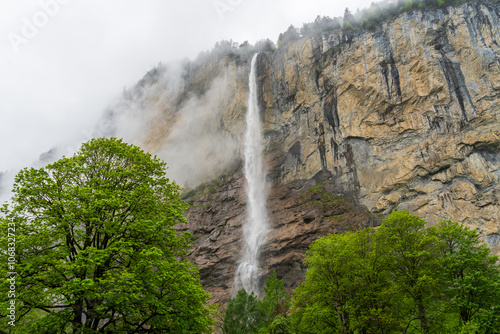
[[180, 156, 374, 304], [257, 2, 500, 253], [107, 2, 500, 303]]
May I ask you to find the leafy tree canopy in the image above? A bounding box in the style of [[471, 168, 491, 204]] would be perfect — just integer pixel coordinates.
[[222, 272, 293, 334], [0, 137, 213, 333], [222, 289, 265, 334], [291, 211, 500, 334], [259, 272, 292, 334]]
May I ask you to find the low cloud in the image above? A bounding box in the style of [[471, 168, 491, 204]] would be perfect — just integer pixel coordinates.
[[97, 61, 242, 188], [156, 77, 241, 188], [0, 0, 376, 203]]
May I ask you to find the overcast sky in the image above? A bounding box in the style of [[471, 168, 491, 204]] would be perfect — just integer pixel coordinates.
[[0, 0, 375, 173]]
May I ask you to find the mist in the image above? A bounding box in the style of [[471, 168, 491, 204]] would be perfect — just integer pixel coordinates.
[[98, 61, 243, 189], [155, 77, 241, 188], [0, 0, 376, 201]]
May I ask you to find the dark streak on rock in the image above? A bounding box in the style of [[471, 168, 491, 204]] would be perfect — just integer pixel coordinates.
[[331, 138, 339, 163], [288, 141, 302, 166], [322, 79, 341, 133], [380, 56, 402, 102], [437, 52, 474, 122], [318, 123, 327, 169]]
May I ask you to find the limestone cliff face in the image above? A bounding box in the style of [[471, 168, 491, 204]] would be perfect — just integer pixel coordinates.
[[106, 2, 500, 303], [258, 1, 500, 253]]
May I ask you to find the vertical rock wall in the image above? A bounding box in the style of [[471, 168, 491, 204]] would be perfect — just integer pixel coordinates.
[[259, 1, 500, 253], [106, 2, 500, 303]]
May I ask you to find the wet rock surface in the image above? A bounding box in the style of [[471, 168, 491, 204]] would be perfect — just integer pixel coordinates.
[[180, 155, 375, 304], [114, 2, 500, 303]]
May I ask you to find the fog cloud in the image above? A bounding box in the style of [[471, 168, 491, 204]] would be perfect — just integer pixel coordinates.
[[98, 62, 242, 188], [156, 77, 241, 188], [0, 0, 375, 200]]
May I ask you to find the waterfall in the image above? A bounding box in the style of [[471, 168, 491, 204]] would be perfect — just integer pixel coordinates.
[[233, 53, 268, 294]]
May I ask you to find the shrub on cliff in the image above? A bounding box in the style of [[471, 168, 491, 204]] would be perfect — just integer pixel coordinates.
[[0, 138, 213, 333]]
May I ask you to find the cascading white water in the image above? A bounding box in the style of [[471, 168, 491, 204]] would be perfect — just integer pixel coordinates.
[[234, 53, 268, 294]]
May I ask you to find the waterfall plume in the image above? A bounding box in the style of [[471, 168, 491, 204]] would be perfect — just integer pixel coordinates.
[[233, 53, 268, 295]]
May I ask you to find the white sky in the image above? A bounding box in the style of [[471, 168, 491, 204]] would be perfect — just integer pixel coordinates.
[[0, 0, 375, 172]]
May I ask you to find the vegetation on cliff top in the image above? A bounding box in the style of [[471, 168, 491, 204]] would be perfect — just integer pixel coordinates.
[[197, 0, 500, 61], [281, 0, 500, 45]]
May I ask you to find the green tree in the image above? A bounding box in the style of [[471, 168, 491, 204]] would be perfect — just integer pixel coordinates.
[[289, 211, 500, 333], [222, 289, 265, 334], [378, 211, 446, 333], [291, 228, 402, 334], [0, 138, 212, 333], [403, 1, 414, 11], [433, 220, 500, 333], [343, 8, 355, 28], [254, 39, 276, 53], [277, 25, 300, 48], [259, 272, 292, 334]]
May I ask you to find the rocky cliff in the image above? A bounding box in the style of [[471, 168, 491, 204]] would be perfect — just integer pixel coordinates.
[[105, 2, 500, 304]]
